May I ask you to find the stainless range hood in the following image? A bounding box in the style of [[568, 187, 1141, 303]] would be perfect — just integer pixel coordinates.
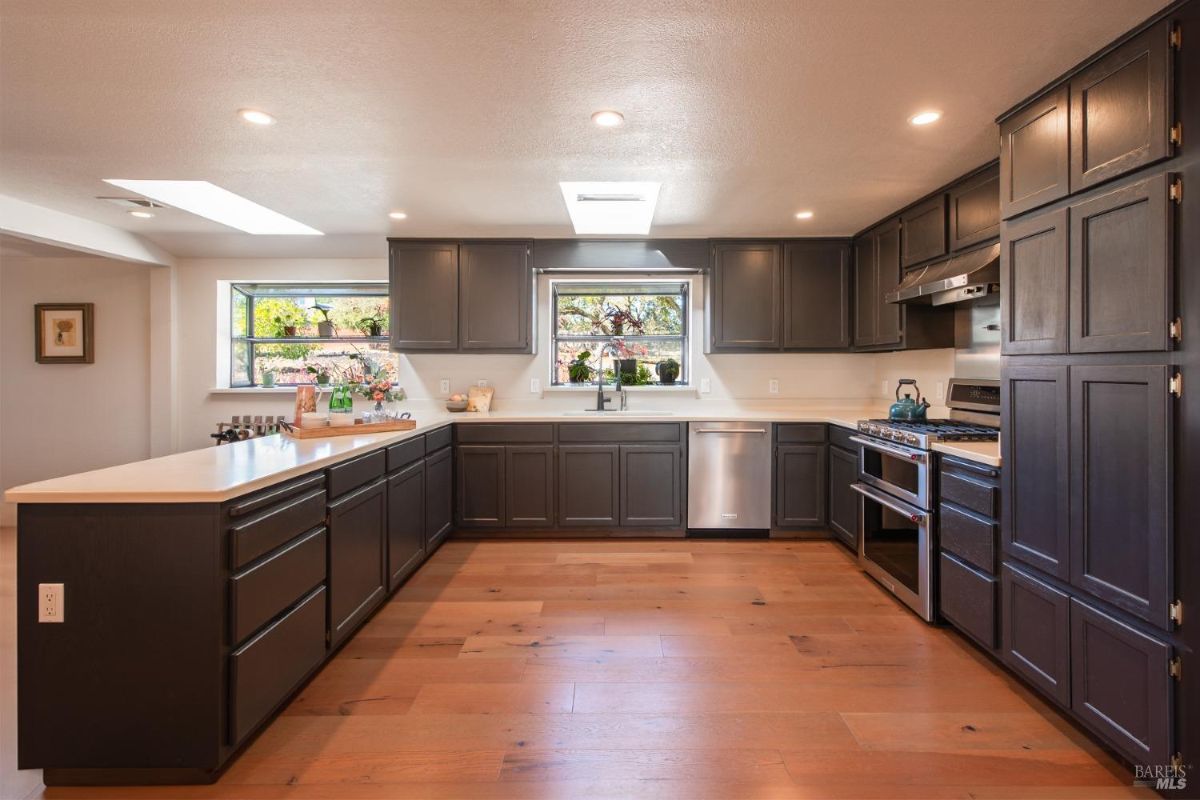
[[886, 242, 1000, 306]]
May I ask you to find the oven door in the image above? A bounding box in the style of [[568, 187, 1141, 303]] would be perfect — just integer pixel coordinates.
[[852, 481, 933, 621], [850, 435, 930, 509]]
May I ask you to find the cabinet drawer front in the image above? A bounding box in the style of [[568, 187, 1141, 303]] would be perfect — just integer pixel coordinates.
[[425, 425, 452, 454], [939, 502, 997, 574], [1001, 564, 1071, 707], [939, 470, 999, 519], [226, 473, 325, 519], [455, 423, 554, 444], [558, 422, 682, 443], [828, 426, 858, 451], [386, 437, 425, 472], [327, 449, 385, 499], [229, 585, 326, 745], [230, 488, 326, 570], [939, 553, 997, 649], [230, 527, 326, 644], [775, 423, 827, 444], [1070, 598, 1172, 765]]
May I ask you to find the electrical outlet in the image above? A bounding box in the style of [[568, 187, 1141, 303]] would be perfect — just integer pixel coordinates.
[[768, 379, 779, 395], [700, 377, 711, 394], [936, 381, 945, 401], [882, 380, 889, 397], [38, 582, 63, 623], [477, 379, 488, 388], [530, 378, 541, 393], [439, 379, 450, 395]]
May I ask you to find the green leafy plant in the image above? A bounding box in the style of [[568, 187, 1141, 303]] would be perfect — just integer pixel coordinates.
[[356, 313, 387, 337], [265, 302, 306, 337], [567, 351, 595, 383], [656, 358, 680, 384], [305, 365, 331, 385]]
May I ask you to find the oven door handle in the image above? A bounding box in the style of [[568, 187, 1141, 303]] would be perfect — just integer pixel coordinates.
[[849, 435, 927, 463], [851, 482, 928, 523]]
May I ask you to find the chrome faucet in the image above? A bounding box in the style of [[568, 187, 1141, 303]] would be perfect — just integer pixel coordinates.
[[594, 341, 624, 412]]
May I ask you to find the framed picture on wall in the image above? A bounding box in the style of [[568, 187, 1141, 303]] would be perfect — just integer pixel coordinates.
[[35, 303, 94, 364]]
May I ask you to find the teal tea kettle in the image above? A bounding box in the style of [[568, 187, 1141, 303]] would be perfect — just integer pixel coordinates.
[[889, 379, 930, 421]]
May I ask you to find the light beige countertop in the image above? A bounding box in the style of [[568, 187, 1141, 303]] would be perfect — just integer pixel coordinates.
[[4, 403, 1000, 504]]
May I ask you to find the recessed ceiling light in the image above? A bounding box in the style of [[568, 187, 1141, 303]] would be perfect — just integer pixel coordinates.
[[388, 211, 408, 220], [103, 179, 322, 235], [591, 110, 625, 128], [238, 108, 276, 126], [559, 181, 660, 235], [128, 210, 155, 219], [909, 110, 942, 126], [795, 211, 814, 220]]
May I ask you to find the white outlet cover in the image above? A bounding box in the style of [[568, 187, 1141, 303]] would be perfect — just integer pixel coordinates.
[[769, 379, 779, 394], [439, 379, 450, 394], [700, 378, 712, 394], [477, 379, 488, 388], [882, 380, 889, 396], [530, 378, 541, 393], [38, 582, 64, 623]]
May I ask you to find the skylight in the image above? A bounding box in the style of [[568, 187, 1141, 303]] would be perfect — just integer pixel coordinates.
[[558, 181, 661, 235], [102, 180, 323, 235]]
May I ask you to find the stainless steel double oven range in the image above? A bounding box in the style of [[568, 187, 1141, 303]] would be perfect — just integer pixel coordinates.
[[850, 378, 1000, 620]]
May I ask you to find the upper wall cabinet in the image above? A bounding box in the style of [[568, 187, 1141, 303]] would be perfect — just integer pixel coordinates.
[[1070, 22, 1175, 192], [1000, 86, 1071, 219], [389, 240, 534, 354], [948, 163, 1001, 250], [900, 195, 948, 268], [709, 242, 783, 350], [1000, 207, 1069, 355], [782, 241, 851, 349], [853, 219, 906, 349]]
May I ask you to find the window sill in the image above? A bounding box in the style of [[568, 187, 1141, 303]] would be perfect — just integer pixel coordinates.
[[543, 384, 697, 395], [210, 387, 303, 394]]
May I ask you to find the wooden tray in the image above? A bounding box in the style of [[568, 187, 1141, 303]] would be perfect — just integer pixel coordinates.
[[284, 419, 417, 439]]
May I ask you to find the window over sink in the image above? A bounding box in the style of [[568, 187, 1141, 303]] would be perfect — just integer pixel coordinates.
[[551, 280, 688, 386]]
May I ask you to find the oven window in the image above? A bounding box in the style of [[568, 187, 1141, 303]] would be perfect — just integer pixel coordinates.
[[861, 448, 921, 497], [862, 498, 921, 594]]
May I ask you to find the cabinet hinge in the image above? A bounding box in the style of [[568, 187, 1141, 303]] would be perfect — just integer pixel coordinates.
[[1169, 656, 1183, 680], [1170, 122, 1183, 147], [1169, 177, 1184, 204], [1170, 317, 1183, 343], [1170, 373, 1184, 399], [1170, 599, 1184, 625], [1171, 23, 1182, 49]]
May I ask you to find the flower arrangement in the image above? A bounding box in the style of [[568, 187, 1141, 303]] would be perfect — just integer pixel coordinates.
[[353, 360, 406, 406]]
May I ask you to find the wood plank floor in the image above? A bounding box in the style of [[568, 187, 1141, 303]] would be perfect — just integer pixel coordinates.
[[7, 537, 1153, 799]]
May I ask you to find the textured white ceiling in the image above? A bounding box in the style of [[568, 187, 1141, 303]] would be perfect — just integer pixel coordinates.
[[0, 0, 1169, 258]]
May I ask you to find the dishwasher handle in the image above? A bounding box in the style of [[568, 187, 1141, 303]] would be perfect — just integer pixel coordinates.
[[693, 427, 768, 434]]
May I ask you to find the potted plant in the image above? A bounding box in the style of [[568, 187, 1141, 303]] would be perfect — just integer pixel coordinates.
[[271, 305, 305, 337], [567, 351, 595, 384], [617, 358, 638, 385], [656, 358, 680, 385], [310, 303, 335, 337], [356, 313, 387, 337], [306, 365, 331, 386]]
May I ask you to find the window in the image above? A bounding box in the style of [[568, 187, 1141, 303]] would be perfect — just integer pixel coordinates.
[[551, 281, 688, 386], [230, 283, 390, 387]]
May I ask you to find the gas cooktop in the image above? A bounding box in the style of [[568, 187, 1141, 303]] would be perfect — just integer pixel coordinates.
[[856, 418, 999, 448]]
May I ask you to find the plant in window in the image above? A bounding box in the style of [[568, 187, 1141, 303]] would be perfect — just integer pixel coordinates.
[[356, 313, 387, 337], [310, 303, 335, 337], [656, 358, 680, 384], [567, 350, 595, 384], [263, 302, 306, 337]]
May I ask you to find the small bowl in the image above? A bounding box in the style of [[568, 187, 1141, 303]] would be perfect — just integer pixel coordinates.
[[329, 413, 357, 427], [445, 399, 469, 412]]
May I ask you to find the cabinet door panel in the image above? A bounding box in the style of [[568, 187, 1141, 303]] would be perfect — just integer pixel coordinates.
[[949, 164, 1001, 250], [782, 241, 851, 349], [853, 236, 877, 347], [774, 445, 828, 528], [827, 445, 859, 551], [1070, 22, 1173, 191], [506, 446, 554, 528], [1070, 598, 1172, 765], [620, 445, 682, 527], [1001, 208, 1069, 355], [1070, 365, 1171, 627], [1001, 366, 1070, 580], [456, 446, 505, 528], [558, 446, 619, 527], [388, 241, 459, 350], [387, 460, 425, 590], [1069, 174, 1172, 353], [327, 479, 387, 646], [424, 448, 453, 552], [711, 243, 781, 349], [460, 242, 532, 351], [900, 195, 948, 267], [1000, 85, 1070, 218], [1001, 564, 1071, 707], [874, 221, 903, 347]]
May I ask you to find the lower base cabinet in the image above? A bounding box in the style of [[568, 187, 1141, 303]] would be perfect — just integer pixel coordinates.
[[327, 478, 388, 647], [1001, 564, 1072, 707], [386, 460, 425, 590], [827, 444, 858, 550], [620, 445, 682, 527], [939, 552, 998, 649], [424, 447, 453, 552], [775, 444, 827, 528], [558, 445, 620, 526], [505, 446, 555, 527]]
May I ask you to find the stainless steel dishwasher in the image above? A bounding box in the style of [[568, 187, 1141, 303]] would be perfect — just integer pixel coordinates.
[[687, 421, 772, 530]]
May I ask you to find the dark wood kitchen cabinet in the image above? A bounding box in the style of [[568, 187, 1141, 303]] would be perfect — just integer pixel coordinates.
[[1000, 207, 1068, 355], [826, 441, 858, 550], [1069, 21, 1175, 192], [388, 241, 459, 351], [386, 459, 425, 590], [1001, 365, 1070, 580], [782, 241, 852, 349], [558, 445, 620, 527], [327, 477, 388, 647], [1069, 173, 1174, 353], [460, 242, 533, 351], [774, 444, 827, 528], [424, 445, 453, 552], [900, 195, 947, 268], [1070, 364, 1172, 628], [1000, 85, 1070, 219], [1001, 563, 1072, 707], [948, 163, 1001, 250], [852, 219, 902, 349], [506, 445, 555, 527], [853, 235, 877, 347], [708, 242, 782, 350], [456, 445, 506, 528], [620, 445, 683, 527]]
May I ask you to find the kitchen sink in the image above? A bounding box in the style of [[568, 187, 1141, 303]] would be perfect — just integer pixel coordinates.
[[560, 409, 675, 417]]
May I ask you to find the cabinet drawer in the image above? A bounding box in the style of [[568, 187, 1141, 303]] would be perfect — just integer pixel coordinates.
[[559, 422, 682, 443], [229, 585, 326, 745], [455, 423, 554, 444], [226, 473, 325, 519], [939, 502, 997, 574], [327, 450, 386, 499], [425, 425, 452, 453], [775, 423, 827, 444], [229, 487, 326, 570], [939, 469, 999, 519], [386, 436, 425, 472], [829, 426, 859, 451], [939, 553, 997, 649], [230, 527, 326, 644]]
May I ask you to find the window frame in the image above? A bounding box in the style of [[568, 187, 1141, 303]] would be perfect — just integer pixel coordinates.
[[549, 279, 689, 387], [229, 282, 390, 387]]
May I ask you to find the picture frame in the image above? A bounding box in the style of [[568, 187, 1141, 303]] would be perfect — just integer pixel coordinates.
[[35, 303, 94, 364]]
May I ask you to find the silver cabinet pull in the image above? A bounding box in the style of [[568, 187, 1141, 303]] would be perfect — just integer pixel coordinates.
[[694, 428, 767, 434]]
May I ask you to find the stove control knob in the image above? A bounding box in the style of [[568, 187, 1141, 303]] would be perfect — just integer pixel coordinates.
[[905, 433, 919, 445]]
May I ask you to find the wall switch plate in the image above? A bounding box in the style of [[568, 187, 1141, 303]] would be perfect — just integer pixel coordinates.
[[882, 380, 889, 397], [700, 378, 712, 394], [530, 378, 541, 393], [768, 379, 779, 395], [439, 379, 450, 395], [936, 381, 945, 401], [38, 582, 63, 623], [477, 379, 489, 388]]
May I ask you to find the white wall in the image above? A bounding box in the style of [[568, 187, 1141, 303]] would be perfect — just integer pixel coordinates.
[[0, 256, 153, 524], [175, 257, 956, 450]]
